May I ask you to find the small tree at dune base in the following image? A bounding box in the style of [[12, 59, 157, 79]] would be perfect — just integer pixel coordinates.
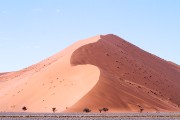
[[52, 108, 56, 112], [83, 108, 91, 113], [22, 106, 27, 111], [140, 108, 144, 113], [102, 108, 109, 112], [99, 108, 103, 113]]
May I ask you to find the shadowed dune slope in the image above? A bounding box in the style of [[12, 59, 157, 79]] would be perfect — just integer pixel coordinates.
[[69, 34, 180, 112], [0, 34, 179, 113]]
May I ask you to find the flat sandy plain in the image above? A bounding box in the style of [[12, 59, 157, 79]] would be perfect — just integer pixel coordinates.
[[0, 112, 180, 120]]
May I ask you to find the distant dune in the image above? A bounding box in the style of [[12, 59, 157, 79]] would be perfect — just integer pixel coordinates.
[[0, 34, 180, 113], [0, 72, 9, 76]]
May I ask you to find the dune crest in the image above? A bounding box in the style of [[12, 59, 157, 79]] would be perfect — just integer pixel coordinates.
[[0, 34, 180, 112], [0, 36, 100, 112], [70, 34, 180, 112]]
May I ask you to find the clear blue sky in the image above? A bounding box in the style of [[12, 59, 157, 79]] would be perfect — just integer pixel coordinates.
[[0, 0, 180, 72]]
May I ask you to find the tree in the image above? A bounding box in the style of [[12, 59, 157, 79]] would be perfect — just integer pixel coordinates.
[[22, 106, 27, 111], [102, 108, 109, 112], [83, 108, 91, 113], [52, 108, 56, 112], [140, 108, 144, 113], [99, 108, 103, 113]]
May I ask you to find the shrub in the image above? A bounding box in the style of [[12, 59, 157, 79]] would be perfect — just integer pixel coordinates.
[[99, 108, 103, 113], [83, 108, 91, 113], [102, 108, 109, 112], [140, 108, 144, 113], [52, 108, 56, 112], [22, 106, 27, 111]]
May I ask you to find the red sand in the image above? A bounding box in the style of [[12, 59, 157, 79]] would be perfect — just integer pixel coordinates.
[[0, 34, 180, 113]]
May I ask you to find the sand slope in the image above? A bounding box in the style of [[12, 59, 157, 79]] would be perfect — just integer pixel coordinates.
[[0, 36, 100, 112], [0, 34, 180, 112], [70, 34, 180, 112]]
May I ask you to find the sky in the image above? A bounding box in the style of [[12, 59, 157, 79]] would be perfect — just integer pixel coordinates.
[[0, 0, 180, 72]]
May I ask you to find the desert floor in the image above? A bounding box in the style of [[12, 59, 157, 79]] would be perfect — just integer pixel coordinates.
[[0, 112, 180, 120]]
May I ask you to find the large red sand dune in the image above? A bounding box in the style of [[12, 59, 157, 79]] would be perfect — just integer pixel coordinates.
[[0, 34, 180, 113]]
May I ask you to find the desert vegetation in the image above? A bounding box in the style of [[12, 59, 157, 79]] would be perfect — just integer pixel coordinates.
[[52, 108, 56, 112], [83, 108, 91, 113], [0, 112, 180, 120], [99, 108, 109, 113], [140, 108, 144, 113], [102, 108, 109, 112], [99, 109, 103, 113], [22, 106, 27, 111]]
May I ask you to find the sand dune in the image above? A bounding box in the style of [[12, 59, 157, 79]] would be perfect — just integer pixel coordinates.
[[0, 34, 180, 112]]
